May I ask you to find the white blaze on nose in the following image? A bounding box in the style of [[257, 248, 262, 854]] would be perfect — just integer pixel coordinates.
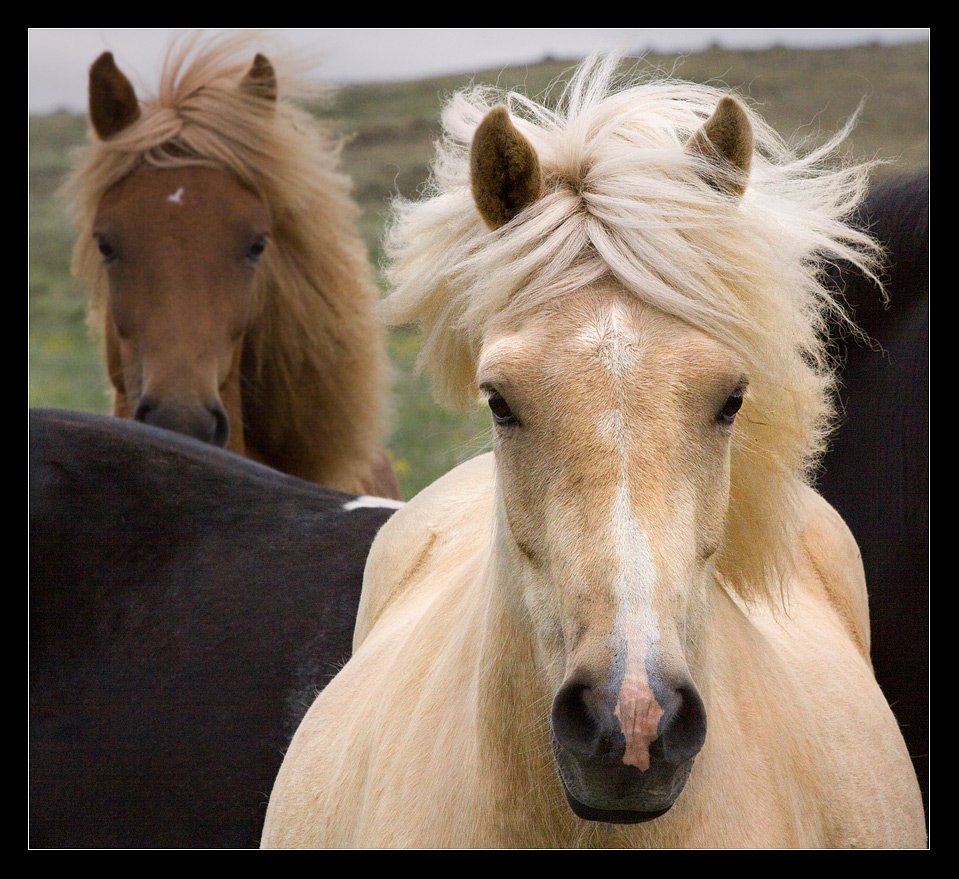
[[166, 187, 185, 205], [584, 300, 662, 768], [609, 463, 663, 770]]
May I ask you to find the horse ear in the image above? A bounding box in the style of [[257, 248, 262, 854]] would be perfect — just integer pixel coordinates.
[[686, 96, 753, 198], [89, 52, 140, 140], [471, 105, 543, 229], [239, 53, 277, 103]]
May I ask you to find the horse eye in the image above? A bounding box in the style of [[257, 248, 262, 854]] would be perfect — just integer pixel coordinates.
[[718, 390, 744, 425], [96, 237, 117, 265], [487, 390, 517, 426], [246, 236, 267, 264]]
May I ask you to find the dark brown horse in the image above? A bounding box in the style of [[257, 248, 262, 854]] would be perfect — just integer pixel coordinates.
[[65, 32, 398, 497], [29, 408, 401, 848]]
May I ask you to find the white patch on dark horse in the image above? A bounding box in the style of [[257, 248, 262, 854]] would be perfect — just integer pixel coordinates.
[[342, 496, 406, 512]]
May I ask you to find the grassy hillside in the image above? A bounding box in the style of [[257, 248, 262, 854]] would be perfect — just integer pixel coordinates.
[[28, 41, 929, 498]]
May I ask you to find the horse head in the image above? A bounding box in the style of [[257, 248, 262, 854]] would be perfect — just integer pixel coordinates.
[[86, 51, 277, 451], [470, 97, 753, 822]]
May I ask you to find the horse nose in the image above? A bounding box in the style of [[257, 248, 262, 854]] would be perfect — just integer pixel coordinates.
[[209, 404, 229, 448], [133, 396, 156, 425], [655, 683, 707, 764], [552, 670, 706, 767], [134, 396, 230, 448], [551, 675, 618, 758]]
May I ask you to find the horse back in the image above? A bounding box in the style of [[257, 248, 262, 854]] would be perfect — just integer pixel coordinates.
[[30, 409, 396, 848]]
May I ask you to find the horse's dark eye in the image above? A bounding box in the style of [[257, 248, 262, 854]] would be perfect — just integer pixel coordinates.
[[487, 390, 516, 426], [718, 390, 743, 425], [246, 236, 267, 264], [97, 238, 117, 265]]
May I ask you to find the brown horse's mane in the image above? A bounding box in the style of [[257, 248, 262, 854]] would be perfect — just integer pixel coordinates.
[[64, 31, 390, 491]]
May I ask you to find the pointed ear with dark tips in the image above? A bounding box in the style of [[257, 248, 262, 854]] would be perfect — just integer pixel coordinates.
[[239, 53, 277, 103], [470, 105, 543, 229], [89, 52, 140, 140], [686, 96, 753, 198]]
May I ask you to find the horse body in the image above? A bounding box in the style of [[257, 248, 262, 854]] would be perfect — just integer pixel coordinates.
[[262, 58, 923, 848], [29, 409, 399, 848], [67, 34, 397, 497], [264, 312, 921, 850]]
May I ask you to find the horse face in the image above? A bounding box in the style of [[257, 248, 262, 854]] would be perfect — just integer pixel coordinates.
[[94, 165, 271, 450], [477, 286, 747, 822]]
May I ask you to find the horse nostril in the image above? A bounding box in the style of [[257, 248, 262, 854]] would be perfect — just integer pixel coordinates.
[[133, 398, 156, 423], [552, 680, 602, 757], [659, 684, 707, 764], [209, 404, 229, 448], [133, 398, 226, 448]]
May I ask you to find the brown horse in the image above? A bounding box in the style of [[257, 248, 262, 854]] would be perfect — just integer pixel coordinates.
[[65, 33, 398, 497]]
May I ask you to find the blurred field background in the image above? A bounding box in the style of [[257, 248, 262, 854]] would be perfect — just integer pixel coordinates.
[[29, 41, 928, 499]]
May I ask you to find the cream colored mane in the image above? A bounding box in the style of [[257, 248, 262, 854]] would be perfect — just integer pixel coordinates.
[[383, 55, 880, 601], [64, 31, 388, 472]]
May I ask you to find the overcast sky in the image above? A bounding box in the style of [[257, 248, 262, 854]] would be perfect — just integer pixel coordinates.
[[28, 28, 928, 114]]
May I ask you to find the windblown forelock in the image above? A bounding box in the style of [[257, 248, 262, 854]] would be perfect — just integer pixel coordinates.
[[383, 53, 882, 604]]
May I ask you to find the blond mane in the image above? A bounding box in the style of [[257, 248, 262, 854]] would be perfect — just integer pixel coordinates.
[[382, 55, 880, 601], [64, 31, 389, 488]]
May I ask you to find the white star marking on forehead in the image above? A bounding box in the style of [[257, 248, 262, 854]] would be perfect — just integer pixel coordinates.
[[574, 301, 641, 378], [166, 187, 185, 205]]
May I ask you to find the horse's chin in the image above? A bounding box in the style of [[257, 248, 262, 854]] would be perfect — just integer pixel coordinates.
[[561, 785, 674, 825], [552, 743, 694, 825]]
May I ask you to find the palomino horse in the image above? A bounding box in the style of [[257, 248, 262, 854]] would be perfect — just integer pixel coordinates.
[[29, 408, 401, 848], [262, 58, 925, 848], [65, 33, 397, 497]]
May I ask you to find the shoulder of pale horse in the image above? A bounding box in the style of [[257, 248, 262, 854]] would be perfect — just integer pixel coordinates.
[[353, 453, 496, 648], [796, 484, 871, 662]]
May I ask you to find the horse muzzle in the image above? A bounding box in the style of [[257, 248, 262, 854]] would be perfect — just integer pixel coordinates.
[[550, 669, 706, 823], [134, 396, 229, 448]]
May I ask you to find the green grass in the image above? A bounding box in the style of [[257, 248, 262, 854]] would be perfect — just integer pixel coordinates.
[[28, 42, 928, 498], [386, 327, 493, 495]]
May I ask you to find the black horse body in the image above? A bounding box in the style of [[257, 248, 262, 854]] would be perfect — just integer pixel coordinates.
[[818, 170, 928, 817], [29, 409, 397, 848]]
